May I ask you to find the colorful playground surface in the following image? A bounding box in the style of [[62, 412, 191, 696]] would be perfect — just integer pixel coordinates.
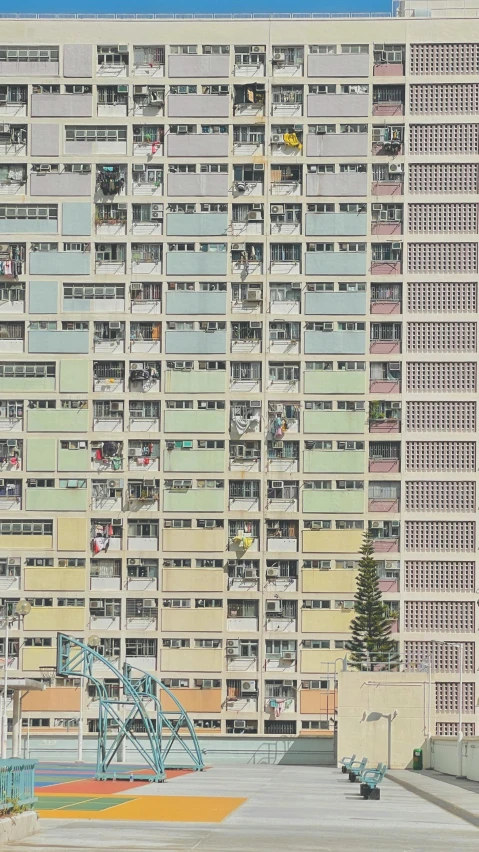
[[34, 762, 246, 823]]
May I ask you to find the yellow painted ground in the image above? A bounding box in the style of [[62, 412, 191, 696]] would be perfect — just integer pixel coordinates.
[[37, 794, 246, 823]]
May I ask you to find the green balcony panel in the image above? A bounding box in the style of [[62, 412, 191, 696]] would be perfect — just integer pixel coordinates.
[[26, 438, 56, 472], [305, 213, 367, 237], [28, 330, 89, 354], [165, 330, 226, 355], [164, 410, 226, 433], [163, 449, 225, 473], [29, 251, 91, 276], [27, 408, 89, 432], [28, 281, 58, 314], [166, 291, 227, 315], [58, 445, 90, 472], [305, 253, 367, 276], [303, 490, 365, 513], [0, 376, 55, 393], [164, 370, 226, 394], [166, 253, 227, 276], [0, 218, 57, 234], [304, 292, 367, 316], [166, 213, 228, 237], [163, 488, 224, 512], [303, 410, 365, 434], [61, 202, 92, 236], [303, 450, 365, 474], [59, 360, 89, 393], [304, 371, 366, 394], [25, 488, 88, 511]]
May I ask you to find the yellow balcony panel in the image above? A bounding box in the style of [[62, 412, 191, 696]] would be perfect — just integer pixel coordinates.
[[162, 568, 224, 593], [302, 609, 354, 633], [25, 567, 86, 592], [24, 606, 85, 632], [0, 535, 53, 551], [161, 688, 222, 713], [302, 569, 358, 594], [300, 689, 337, 715], [161, 608, 223, 632], [160, 648, 223, 673], [301, 648, 350, 673], [22, 646, 57, 672], [57, 517, 87, 551], [162, 527, 224, 553], [23, 686, 80, 713], [303, 529, 363, 554]]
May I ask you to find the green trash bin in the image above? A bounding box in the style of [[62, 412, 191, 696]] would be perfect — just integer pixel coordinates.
[[413, 748, 423, 770]]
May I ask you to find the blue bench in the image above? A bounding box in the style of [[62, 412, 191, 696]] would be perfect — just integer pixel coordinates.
[[348, 757, 368, 782], [340, 753, 356, 774], [359, 763, 387, 800]]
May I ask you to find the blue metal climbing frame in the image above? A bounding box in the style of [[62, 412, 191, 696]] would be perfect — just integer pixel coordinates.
[[56, 633, 203, 781]]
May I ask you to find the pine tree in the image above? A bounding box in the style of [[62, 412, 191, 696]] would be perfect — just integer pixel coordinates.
[[346, 532, 399, 671]]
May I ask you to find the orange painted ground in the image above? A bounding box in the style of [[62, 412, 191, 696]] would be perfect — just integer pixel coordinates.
[[37, 794, 246, 823]]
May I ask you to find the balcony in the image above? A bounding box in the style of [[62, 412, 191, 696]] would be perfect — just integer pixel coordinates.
[[90, 440, 123, 472], [0, 86, 27, 117], [370, 324, 401, 355], [133, 47, 165, 77], [372, 125, 404, 156], [0, 125, 26, 157], [369, 401, 401, 434], [0, 481, 21, 510], [234, 47, 265, 77], [95, 245, 125, 275], [231, 323, 262, 354], [95, 209, 127, 237], [369, 362, 401, 394], [372, 89, 405, 116], [132, 86, 164, 116], [368, 444, 400, 473], [131, 245, 162, 275], [268, 324, 300, 354], [130, 322, 161, 354], [370, 246, 402, 276], [267, 482, 298, 513], [0, 166, 26, 197], [95, 166, 126, 199], [131, 283, 161, 315], [373, 45, 404, 77], [370, 283, 402, 315], [133, 127, 163, 158], [233, 85, 265, 116], [93, 323, 125, 354]]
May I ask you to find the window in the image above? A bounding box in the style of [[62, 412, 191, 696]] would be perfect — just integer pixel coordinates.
[[57, 598, 84, 607], [201, 85, 229, 95], [0, 47, 58, 62], [65, 127, 127, 142], [195, 599, 222, 608], [340, 123, 368, 133], [195, 639, 222, 648], [0, 521, 52, 536], [341, 44, 369, 54], [170, 46, 197, 55], [0, 206, 56, 220], [170, 85, 197, 94]]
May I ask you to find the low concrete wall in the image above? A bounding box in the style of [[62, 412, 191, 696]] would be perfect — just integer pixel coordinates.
[[17, 733, 335, 767], [431, 737, 479, 781], [0, 811, 38, 846]]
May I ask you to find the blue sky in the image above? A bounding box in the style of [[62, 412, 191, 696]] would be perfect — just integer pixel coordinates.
[[5, 0, 392, 15]]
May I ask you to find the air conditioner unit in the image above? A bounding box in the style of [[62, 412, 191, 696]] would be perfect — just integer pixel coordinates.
[[391, 242, 402, 250], [388, 163, 403, 174], [177, 125, 189, 134], [283, 680, 294, 687], [132, 164, 146, 172], [232, 242, 246, 251], [282, 652, 295, 661], [371, 521, 384, 529], [266, 600, 282, 613], [118, 45, 128, 53], [251, 46, 264, 53], [266, 567, 280, 578], [134, 85, 148, 95], [246, 289, 260, 300], [323, 322, 334, 331], [247, 210, 262, 221], [117, 85, 128, 93], [271, 204, 284, 215], [109, 321, 121, 329], [90, 601, 103, 610], [235, 181, 246, 192], [110, 403, 122, 412], [128, 447, 143, 457], [151, 210, 162, 220], [385, 561, 395, 570], [234, 720, 247, 729], [253, 163, 264, 172], [164, 520, 172, 527], [250, 400, 261, 408], [244, 567, 257, 579], [226, 647, 238, 656], [272, 441, 283, 449], [128, 558, 141, 565], [241, 680, 256, 693], [142, 600, 155, 609], [250, 321, 261, 328], [372, 203, 383, 211], [273, 51, 286, 62], [271, 134, 282, 144]]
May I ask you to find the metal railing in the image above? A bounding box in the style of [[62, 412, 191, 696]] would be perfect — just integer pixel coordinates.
[[0, 759, 36, 811], [0, 11, 394, 19]]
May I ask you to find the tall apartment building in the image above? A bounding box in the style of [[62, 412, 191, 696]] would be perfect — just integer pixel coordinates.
[[0, 5, 477, 744]]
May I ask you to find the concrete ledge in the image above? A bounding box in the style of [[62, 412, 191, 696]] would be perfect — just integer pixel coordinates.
[[387, 771, 479, 829], [0, 810, 38, 846]]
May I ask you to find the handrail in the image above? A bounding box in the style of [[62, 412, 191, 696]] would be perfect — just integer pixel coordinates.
[[0, 11, 394, 19]]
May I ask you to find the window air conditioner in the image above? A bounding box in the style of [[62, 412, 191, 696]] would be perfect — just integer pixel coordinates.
[[234, 720, 247, 728], [250, 321, 261, 328], [133, 164, 146, 172], [117, 85, 128, 93], [323, 323, 334, 331], [244, 567, 257, 579], [282, 651, 295, 660], [250, 400, 261, 408], [391, 242, 402, 250], [246, 289, 260, 300], [177, 125, 189, 134]]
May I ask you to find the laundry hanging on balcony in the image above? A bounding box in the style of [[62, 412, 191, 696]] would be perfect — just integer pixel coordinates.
[[283, 132, 302, 150]]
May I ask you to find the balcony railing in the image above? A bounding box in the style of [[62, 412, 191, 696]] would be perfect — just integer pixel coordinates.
[[0, 759, 36, 811]]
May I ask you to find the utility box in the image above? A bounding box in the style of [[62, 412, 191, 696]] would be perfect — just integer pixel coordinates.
[[412, 748, 423, 770]]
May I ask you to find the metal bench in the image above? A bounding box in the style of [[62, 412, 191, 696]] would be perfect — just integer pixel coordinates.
[[359, 763, 387, 800], [340, 753, 356, 774], [348, 757, 368, 782]]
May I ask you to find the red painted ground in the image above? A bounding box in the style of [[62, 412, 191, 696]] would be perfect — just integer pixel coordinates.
[[42, 769, 195, 794]]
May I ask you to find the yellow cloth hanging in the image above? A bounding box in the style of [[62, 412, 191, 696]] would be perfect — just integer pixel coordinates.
[[283, 132, 302, 150], [242, 536, 254, 549]]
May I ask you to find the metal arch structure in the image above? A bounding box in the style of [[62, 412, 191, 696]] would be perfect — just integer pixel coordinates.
[[124, 662, 204, 771], [56, 633, 166, 780]]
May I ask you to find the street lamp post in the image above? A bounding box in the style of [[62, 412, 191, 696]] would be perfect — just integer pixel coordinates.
[[1, 599, 31, 759]]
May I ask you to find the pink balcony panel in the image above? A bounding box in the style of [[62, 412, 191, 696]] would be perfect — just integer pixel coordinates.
[[378, 578, 399, 593], [368, 459, 400, 474], [373, 103, 404, 116], [373, 63, 404, 77], [372, 143, 404, 156], [369, 380, 400, 394], [371, 222, 402, 236], [369, 341, 401, 355], [368, 498, 399, 513], [369, 420, 401, 434], [371, 182, 403, 196], [370, 300, 401, 315], [370, 261, 402, 276], [372, 538, 399, 553], [389, 618, 399, 633]]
